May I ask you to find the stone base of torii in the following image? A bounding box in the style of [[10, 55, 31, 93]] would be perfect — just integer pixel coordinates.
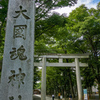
[[34, 54, 89, 100]]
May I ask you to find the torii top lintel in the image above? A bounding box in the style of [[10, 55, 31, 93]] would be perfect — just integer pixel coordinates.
[[34, 54, 89, 59]]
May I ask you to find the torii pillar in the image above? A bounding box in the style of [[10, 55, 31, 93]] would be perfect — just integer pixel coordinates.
[[75, 58, 82, 100], [41, 57, 46, 100]]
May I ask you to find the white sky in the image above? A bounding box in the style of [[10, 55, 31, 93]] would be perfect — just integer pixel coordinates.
[[52, 0, 100, 16]]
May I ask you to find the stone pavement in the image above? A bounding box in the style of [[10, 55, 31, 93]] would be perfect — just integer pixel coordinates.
[[34, 94, 74, 100], [34, 94, 99, 100], [34, 94, 58, 100]]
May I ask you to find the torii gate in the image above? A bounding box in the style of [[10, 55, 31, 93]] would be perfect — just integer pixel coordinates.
[[34, 54, 89, 100]]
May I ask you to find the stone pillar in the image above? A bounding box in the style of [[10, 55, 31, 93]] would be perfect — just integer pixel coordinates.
[[75, 58, 82, 100], [0, 0, 35, 100], [0, 83, 2, 98], [41, 57, 46, 100]]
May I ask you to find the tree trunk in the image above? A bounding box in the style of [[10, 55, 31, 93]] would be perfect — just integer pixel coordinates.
[[63, 69, 67, 100], [68, 69, 75, 99], [65, 58, 75, 99]]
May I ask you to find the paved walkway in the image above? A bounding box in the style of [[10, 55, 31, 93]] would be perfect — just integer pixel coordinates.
[[34, 94, 58, 100], [34, 94, 99, 100]]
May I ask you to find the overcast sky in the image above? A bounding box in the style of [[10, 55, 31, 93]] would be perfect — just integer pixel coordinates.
[[52, 0, 100, 16]]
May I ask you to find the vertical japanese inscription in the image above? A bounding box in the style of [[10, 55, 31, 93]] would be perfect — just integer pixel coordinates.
[[14, 25, 27, 40], [13, 5, 30, 19], [13, 5, 30, 40], [8, 5, 30, 100], [10, 45, 27, 60], [9, 95, 22, 100], [8, 68, 25, 88]]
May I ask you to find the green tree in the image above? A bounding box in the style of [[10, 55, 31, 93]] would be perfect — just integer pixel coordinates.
[[66, 3, 100, 98], [0, 0, 8, 59]]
